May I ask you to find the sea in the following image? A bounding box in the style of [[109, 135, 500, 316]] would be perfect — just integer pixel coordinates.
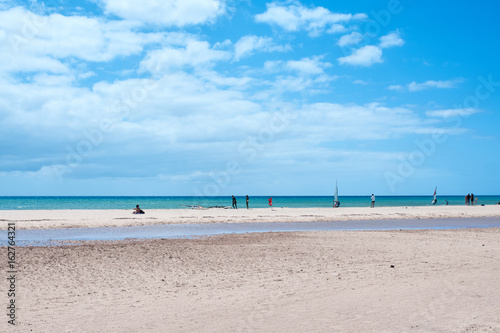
[[1, 195, 499, 210]]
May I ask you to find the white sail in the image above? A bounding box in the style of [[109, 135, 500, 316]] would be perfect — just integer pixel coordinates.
[[333, 180, 340, 207], [431, 186, 437, 205]]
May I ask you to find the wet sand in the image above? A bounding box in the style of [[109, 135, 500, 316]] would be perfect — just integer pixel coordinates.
[[4, 228, 500, 332]]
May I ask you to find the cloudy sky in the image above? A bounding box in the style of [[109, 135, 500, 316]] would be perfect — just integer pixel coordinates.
[[1, 0, 499, 196]]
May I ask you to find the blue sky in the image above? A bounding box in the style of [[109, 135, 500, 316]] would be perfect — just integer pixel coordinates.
[[0, 0, 499, 196]]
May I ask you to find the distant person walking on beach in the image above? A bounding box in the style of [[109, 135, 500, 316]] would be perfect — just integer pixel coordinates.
[[371, 194, 375, 208], [232, 195, 237, 209], [246, 195, 249, 209], [471, 193, 475, 206], [465, 193, 470, 205]]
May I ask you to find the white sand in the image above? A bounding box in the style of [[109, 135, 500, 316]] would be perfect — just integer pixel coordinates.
[[6, 228, 500, 332], [1, 205, 500, 229]]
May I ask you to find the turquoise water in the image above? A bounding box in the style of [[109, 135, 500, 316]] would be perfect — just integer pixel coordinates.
[[1, 195, 499, 210]]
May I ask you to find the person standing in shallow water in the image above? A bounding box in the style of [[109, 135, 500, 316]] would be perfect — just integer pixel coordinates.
[[232, 195, 237, 209], [246, 195, 249, 209], [371, 194, 375, 208]]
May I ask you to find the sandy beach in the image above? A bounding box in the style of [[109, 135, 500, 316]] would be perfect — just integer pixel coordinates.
[[2, 228, 499, 332], [2, 207, 500, 332], [2, 205, 500, 229]]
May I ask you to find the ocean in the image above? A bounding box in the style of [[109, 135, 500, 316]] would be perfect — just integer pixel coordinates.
[[1, 195, 499, 210]]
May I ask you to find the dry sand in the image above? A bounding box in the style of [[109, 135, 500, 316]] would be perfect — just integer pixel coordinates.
[[2, 207, 500, 332], [3, 228, 499, 332], [2, 205, 500, 229]]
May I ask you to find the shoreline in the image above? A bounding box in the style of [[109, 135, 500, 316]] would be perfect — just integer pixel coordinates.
[[1, 205, 499, 230]]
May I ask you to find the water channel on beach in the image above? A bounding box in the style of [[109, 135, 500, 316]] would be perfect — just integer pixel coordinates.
[[1, 217, 499, 246]]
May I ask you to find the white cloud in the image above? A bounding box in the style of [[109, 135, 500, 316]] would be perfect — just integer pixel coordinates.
[[0, 165, 67, 179], [196, 70, 253, 89], [387, 84, 404, 91], [166, 170, 210, 182], [101, 0, 226, 26], [337, 31, 363, 47], [256, 4, 301, 31], [408, 79, 463, 91], [259, 57, 335, 96], [379, 31, 404, 48], [338, 45, 382, 66], [0, 53, 68, 74], [140, 40, 231, 74], [233, 35, 290, 61], [285, 56, 331, 75], [255, 2, 366, 37], [337, 31, 404, 67], [263, 75, 333, 95], [78, 71, 96, 80], [0, 61, 476, 192], [263, 57, 332, 77], [31, 73, 75, 86], [425, 108, 479, 118], [6, 68, 396, 183], [326, 24, 346, 34], [353, 79, 368, 85], [388, 79, 464, 92], [288, 102, 434, 142], [0, 7, 165, 69], [0, 70, 267, 177]]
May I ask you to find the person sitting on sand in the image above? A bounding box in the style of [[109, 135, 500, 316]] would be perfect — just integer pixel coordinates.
[[133, 205, 145, 214]]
